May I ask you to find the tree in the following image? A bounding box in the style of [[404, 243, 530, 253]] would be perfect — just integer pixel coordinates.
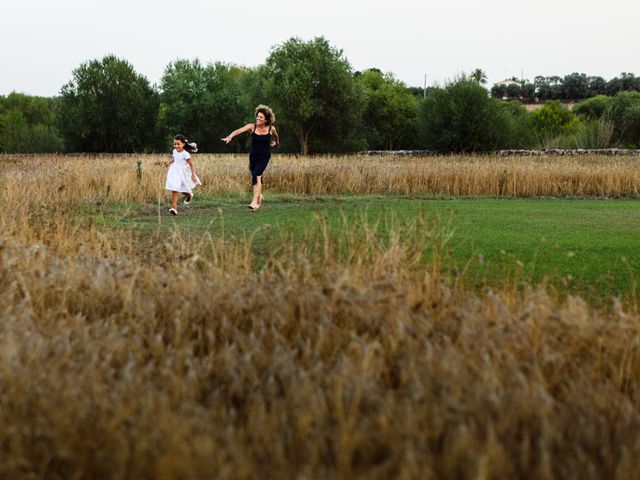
[[263, 37, 364, 155], [470, 68, 488, 85], [159, 60, 249, 152], [58, 55, 159, 152], [506, 83, 522, 99], [587, 76, 607, 97], [490, 84, 507, 99], [535, 76, 563, 101], [604, 91, 640, 147], [606, 73, 640, 96], [417, 78, 511, 152], [520, 82, 536, 103], [0, 110, 30, 152], [0, 93, 64, 152], [561, 73, 589, 100], [357, 69, 419, 150]]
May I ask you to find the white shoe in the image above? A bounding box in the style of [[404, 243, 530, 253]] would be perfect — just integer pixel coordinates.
[[169, 208, 178, 216], [183, 192, 193, 205]]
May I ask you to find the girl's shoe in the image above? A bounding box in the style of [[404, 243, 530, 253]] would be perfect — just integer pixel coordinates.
[[169, 208, 178, 216], [183, 192, 193, 205]]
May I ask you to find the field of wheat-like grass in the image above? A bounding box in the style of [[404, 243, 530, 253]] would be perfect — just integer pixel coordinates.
[[0, 154, 639, 479], [1, 153, 639, 202]]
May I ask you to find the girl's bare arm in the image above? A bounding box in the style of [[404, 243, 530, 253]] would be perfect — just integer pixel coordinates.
[[187, 157, 197, 180]]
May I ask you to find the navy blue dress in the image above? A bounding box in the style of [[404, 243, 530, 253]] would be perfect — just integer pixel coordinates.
[[249, 124, 272, 185]]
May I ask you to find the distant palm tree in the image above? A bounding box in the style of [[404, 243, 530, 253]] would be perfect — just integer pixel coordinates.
[[470, 68, 488, 85]]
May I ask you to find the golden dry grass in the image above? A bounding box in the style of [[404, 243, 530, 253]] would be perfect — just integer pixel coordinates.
[[1, 152, 639, 202], [0, 154, 639, 479]]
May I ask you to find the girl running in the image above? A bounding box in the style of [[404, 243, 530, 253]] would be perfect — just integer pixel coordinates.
[[165, 134, 201, 216]]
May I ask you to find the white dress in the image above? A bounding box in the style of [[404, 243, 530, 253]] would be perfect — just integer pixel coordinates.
[[165, 149, 202, 193]]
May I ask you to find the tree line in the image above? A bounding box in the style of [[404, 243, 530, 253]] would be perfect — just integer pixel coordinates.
[[491, 73, 640, 103], [1, 37, 640, 154]]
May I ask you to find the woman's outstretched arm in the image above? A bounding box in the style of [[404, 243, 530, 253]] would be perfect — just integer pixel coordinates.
[[222, 124, 254, 143]]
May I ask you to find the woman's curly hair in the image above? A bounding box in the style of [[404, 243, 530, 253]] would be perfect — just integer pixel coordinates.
[[255, 105, 275, 125]]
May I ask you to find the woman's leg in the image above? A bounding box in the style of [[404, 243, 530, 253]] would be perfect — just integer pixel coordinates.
[[250, 176, 262, 208], [171, 191, 178, 210]]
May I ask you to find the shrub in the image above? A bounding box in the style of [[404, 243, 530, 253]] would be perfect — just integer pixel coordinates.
[[546, 118, 614, 149], [573, 95, 611, 119], [531, 100, 580, 138], [604, 91, 640, 147], [498, 101, 539, 148]]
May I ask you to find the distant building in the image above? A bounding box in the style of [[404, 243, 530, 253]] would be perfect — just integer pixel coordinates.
[[494, 79, 522, 88]]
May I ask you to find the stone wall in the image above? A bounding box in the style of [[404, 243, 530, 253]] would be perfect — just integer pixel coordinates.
[[361, 149, 640, 156]]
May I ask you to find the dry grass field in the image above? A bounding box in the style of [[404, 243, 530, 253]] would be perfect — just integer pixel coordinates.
[[1, 154, 639, 479]]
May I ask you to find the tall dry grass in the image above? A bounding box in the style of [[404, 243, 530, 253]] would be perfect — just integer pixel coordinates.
[[0, 154, 639, 479], [1, 152, 639, 201]]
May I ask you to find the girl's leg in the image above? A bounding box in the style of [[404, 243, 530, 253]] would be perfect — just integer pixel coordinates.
[[250, 176, 262, 208], [171, 191, 178, 210]]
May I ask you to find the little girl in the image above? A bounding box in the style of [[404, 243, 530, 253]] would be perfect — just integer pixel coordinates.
[[165, 134, 201, 215]]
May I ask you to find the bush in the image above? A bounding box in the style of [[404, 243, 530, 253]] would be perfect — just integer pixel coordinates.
[[573, 95, 611, 119], [604, 91, 640, 147], [29, 124, 65, 153], [531, 100, 580, 138], [546, 118, 614, 149], [498, 101, 539, 148], [417, 79, 511, 152]]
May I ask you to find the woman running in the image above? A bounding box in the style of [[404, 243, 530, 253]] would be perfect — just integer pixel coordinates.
[[222, 105, 279, 211]]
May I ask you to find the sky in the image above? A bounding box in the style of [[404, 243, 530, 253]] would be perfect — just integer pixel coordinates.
[[1, 0, 638, 97]]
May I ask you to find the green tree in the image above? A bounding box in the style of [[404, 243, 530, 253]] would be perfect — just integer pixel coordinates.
[[357, 69, 419, 150], [0, 93, 64, 152], [417, 78, 511, 152], [604, 91, 640, 147], [587, 76, 607, 97], [263, 36, 364, 155], [0, 110, 31, 152], [58, 55, 159, 152], [470, 68, 488, 85], [159, 60, 249, 152], [535, 76, 563, 101], [490, 84, 507, 99], [506, 83, 522, 99], [561, 73, 589, 100]]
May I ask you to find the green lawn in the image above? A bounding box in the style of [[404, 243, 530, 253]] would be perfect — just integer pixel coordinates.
[[107, 195, 640, 305]]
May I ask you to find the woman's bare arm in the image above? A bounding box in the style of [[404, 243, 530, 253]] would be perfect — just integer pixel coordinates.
[[270, 126, 280, 147], [222, 123, 254, 143]]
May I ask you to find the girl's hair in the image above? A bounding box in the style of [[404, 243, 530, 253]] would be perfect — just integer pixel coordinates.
[[255, 105, 275, 126], [174, 134, 198, 153]]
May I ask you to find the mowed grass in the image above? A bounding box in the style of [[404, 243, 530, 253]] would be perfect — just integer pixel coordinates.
[[109, 194, 640, 305]]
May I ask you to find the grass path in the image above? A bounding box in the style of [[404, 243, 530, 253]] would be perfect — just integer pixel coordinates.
[[106, 195, 640, 304]]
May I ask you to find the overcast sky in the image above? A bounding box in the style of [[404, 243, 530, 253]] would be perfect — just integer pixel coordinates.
[[2, 0, 638, 97]]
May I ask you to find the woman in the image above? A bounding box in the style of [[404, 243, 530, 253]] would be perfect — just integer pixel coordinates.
[[222, 105, 279, 210]]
